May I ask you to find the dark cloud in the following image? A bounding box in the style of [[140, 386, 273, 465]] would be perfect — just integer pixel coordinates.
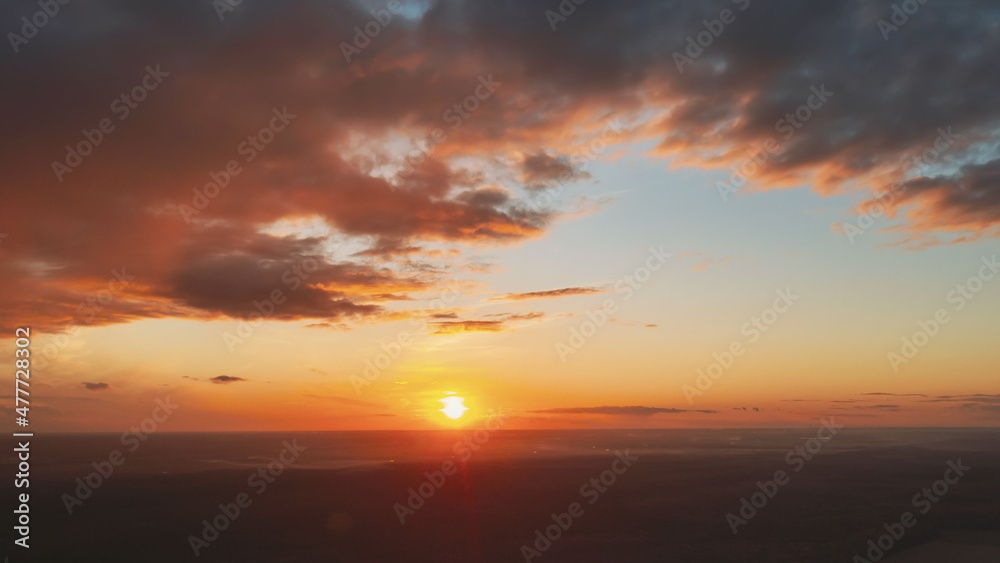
[[168, 233, 391, 321], [211, 375, 247, 384], [922, 395, 1000, 415], [82, 382, 110, 391], [519, 151, 590, 190], [532, 406, 717, 416], [925, 394, 1000, 403], [3, 0, 999, 335], [850, 404, 904, 412]]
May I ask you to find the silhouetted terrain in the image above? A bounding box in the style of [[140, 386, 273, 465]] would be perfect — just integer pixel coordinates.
[[4, 429, 999, 562]]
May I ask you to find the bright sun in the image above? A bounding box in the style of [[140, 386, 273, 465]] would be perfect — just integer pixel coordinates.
[[439, 396, 468, 420]]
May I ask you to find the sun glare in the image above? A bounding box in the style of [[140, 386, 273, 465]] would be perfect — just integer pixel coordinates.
[[439, 396, 468, 420]]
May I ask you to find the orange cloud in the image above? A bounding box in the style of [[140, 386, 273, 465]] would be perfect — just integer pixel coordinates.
[[490, 287, 604, 301]]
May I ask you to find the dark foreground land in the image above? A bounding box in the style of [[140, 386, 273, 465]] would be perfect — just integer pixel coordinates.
[[4, 429, 1000, 562]]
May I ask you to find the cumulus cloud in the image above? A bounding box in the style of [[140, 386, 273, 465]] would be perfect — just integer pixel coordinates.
[[3, 0, 999, 336]]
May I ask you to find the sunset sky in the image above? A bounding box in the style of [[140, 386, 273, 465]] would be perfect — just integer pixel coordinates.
[[2, 0, 998, 431]]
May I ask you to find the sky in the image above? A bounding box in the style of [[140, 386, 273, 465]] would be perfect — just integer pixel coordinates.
[[1, 0, 999, 431]]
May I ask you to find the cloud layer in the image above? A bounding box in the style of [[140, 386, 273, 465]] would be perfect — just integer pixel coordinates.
[[3, 0, 998, 334]]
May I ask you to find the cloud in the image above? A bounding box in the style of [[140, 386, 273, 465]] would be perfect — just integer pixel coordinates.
[[860, 393, 928, 397], [847, 403, 905, 412], [519, 151, 590, 190], [430, 311, 543, 334], [531, 406, 717, 416], [82, 382, 110, 391], [430, 320, 506, 335], [490, 287, 604, 301], [429, 312, 459, 319], [922, 394, 1000, 415], [4, 0, 1000, 336], [924, 394, 1000, 403], [210, 375, 248, 384], [506, 312, 545, 321], [304, 322, 352, 331]]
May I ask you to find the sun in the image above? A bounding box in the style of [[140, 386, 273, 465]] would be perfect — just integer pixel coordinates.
[[439, 396, 468, 420]]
